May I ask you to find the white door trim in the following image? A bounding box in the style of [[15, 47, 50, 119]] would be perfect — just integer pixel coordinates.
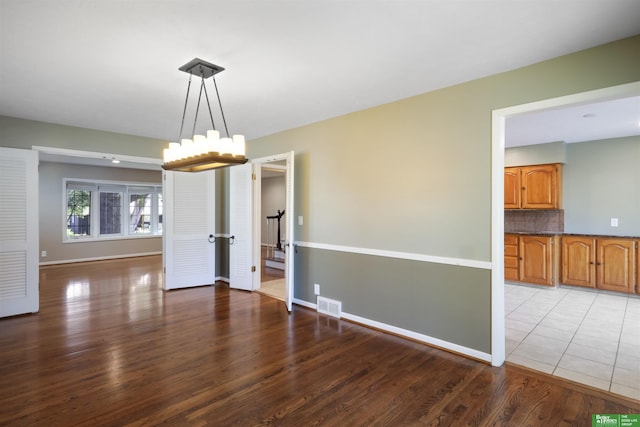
[[252, 152, 295, 311]]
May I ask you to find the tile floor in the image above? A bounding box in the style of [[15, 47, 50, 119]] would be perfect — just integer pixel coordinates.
[[505, 282, 640, 400]]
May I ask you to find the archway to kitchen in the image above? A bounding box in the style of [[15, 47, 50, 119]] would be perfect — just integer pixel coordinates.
[[491, 81, 640, 396]]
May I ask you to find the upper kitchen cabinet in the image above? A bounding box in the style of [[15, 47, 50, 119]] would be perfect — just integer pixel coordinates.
[[504, 163, 562, 209], [504, 167, 521, 209]]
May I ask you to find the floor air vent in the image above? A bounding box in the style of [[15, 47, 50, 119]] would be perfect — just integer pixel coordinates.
[[317, 296, 342, 318]]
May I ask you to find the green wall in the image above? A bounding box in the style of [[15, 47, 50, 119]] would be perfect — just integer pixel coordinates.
[[564, 136, 640, 236], [295, 247, 491, 351], [248, 35, 640, 354], [0, 116, 167, 158], [215, 168, 230, 279], [505, 141, 567, 166]]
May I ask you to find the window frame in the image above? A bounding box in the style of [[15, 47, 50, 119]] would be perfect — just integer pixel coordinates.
[[63, 178, 162, 243]]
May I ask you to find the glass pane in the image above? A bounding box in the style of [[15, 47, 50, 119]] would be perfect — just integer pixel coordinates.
[[130, 193, 151, 234], [100, 192, 122, 235], [67, 190, 91, 237]]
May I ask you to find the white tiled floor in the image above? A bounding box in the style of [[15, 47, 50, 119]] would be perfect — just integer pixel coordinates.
[[505, 282, 640, 401]]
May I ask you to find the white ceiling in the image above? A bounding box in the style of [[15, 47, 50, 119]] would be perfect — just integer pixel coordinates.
[[506, 95, 640, 148], [1, 1, 640, 151]]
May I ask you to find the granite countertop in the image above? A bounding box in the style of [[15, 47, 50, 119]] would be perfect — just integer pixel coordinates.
[[505, 232, 640, 239]]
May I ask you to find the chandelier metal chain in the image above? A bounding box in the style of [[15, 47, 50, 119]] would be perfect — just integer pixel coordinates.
[[177, 74, 193, 146], [212, 76, 230, 138]]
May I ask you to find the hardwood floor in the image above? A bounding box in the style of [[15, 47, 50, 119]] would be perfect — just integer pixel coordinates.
[[0, 256, 637, 426]]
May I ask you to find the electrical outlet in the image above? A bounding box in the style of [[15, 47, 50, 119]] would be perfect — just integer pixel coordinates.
[[314, 283, 320, 295], [298, 215, 304, 226], [611, 217, 619, 227], [41, 250, 47, 257]]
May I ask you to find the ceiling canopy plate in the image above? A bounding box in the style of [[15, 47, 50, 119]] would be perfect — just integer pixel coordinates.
[[178, 58, 225, 79]]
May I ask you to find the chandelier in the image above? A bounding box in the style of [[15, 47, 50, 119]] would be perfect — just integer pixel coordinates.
[[162, 58, 248, 172]]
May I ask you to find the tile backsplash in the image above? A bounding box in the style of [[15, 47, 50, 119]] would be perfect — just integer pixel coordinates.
[[504, 210, 564, 233]]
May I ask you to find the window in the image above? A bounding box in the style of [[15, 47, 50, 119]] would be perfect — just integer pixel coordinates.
[[66, 184, 93, 237], [64, 180, 162, 242], [100, 190, 123, 235]]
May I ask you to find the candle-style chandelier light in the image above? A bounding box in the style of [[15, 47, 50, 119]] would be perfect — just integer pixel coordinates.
[[162, 58, 248, 172]]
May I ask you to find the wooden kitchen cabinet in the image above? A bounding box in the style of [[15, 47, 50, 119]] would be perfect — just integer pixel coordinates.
[[596, 238, 636, 293], [504, 234, 519, 282], [519, 235, 558, 286], [561, 236, 637, 294], [504, 168, 520, 209], [561, 236, 596, 288], [504, 163, 562, 209], [504, 234, 558, 286]]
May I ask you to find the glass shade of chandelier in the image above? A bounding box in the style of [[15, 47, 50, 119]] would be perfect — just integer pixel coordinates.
[[162, 58, 248, 172]]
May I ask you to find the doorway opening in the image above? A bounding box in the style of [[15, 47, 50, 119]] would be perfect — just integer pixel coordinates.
[[258, 163, 286, 301], [237, 151, 294, 312], [492, 81, 640, 398]]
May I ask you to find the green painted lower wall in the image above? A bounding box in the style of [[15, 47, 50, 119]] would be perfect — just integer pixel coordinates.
[[294, 247, 492, 353]]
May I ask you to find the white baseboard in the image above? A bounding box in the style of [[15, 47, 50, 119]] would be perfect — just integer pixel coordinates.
[[292, 298, 491, 363], [40, 251, 162, 266], [293, 298, 316, 310]]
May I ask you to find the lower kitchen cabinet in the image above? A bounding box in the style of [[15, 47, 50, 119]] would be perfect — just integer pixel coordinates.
[[561, 236, 597, 288], [597, 238, 637, 293], [504, 234, 519, 282], [561, 236, 637, 294], [519, 235, 558, 286], [504, 234, 558, 287]]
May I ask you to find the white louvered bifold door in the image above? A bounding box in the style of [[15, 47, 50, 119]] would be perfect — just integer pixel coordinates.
[[0, 148, 39, 317], [229, 163, 254, 291], [163, 170, 216, 290]]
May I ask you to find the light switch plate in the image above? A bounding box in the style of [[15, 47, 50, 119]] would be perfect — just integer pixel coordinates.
[[298, 215, 304, 226]]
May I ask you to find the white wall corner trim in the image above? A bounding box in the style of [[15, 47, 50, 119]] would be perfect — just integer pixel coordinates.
[[294, 241, 491, 270]]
